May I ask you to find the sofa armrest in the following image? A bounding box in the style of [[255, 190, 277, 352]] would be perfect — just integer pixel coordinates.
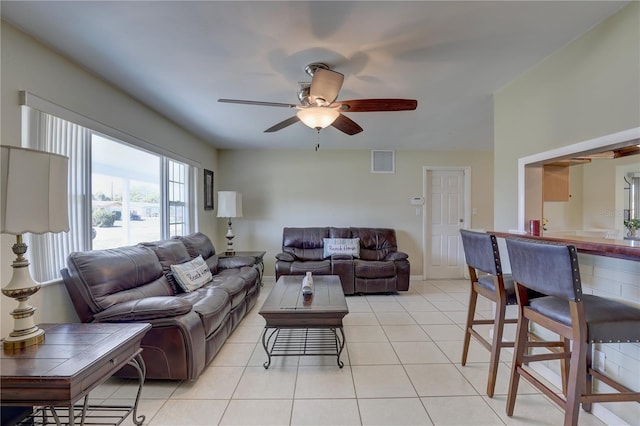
[[93, 296, 193, 322], [386, 252, 409, 261], [275, 252, 295, 262], [218, 256, 255, 270]]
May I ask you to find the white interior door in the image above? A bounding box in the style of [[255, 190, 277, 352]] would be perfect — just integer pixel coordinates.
[[425, 169, 466, 279]]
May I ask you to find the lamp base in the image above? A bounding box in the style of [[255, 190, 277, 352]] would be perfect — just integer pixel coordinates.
[[225, 218, 236, 255], [3, 327, 44, 350], [2, 235, 45, 351]]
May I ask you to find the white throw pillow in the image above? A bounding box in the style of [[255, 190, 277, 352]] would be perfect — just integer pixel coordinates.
[[170, 255, 212, 292], [323, 238, 360, 258]]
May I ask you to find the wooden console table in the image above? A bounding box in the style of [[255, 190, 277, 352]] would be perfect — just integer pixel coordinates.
[[1, 322, 151, 425]]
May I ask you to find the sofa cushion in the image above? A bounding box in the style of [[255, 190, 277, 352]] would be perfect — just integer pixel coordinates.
[[178, 287, 231, 337], [175, 233, 218, 273], [66, 245, 174, 312], [323, 238, 360, 258], [171, 255, 213, 292], [354, 260, 396, 278], [328, 227, 351, 238], [351, 228, 398, 261], [290, 260, 332, 275], [205, 255, 220, 275], [93, 296, 193, 322], [225, 265, 260, 291], [142, 239, 191, 293], [282, 227, 328, 261], [208, 273, 247, 309]]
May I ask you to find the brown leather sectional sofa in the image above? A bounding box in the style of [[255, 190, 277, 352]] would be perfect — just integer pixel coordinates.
[[61, 232, 260, 380], [275, 227, 410, 295]]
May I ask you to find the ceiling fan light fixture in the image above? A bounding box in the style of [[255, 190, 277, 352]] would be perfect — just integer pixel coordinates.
[[296, 106, 340, 130]]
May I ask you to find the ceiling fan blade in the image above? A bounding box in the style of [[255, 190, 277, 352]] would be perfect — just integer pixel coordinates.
[[335, 99, 417, 112], [310, 68, 344, 104], [218, 99, 298, 108], [331, 114, 363, 135], [264, 116, 300, 133]]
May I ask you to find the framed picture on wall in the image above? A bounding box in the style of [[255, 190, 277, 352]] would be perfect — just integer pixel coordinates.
[[204, 169, 214, 210]]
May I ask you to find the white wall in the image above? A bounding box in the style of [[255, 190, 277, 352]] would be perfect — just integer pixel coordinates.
[[0, 21, 219, 338], [216, 149, 494, 277], [494, 2, 640, 231]]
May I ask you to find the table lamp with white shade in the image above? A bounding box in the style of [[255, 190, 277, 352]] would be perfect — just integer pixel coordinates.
[[217, 191, 242, 255], [0, 146, 69, 350]]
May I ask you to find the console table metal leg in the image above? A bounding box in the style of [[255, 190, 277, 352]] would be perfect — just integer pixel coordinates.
[[128, 353, 147, 426], [78, 395, 89, 426], [46, 405, 63, 425], [43, 394, 88, 425]]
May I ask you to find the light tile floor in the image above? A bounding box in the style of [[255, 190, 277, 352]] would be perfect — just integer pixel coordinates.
[[91, 279, 609, 425]]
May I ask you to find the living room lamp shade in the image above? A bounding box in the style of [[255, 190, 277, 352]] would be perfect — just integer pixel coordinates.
[[0, 145, 69, 350], [217, 191, 242, 255], [296, 106, 340, 131]]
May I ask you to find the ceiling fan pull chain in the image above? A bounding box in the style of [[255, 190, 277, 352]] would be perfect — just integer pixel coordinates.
[[315, 128, 321, 151]]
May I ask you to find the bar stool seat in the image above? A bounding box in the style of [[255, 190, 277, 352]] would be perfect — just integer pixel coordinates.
[[529, 294, 640, 343], [477, 274, 517, 304], [505, 237, 640, 426]]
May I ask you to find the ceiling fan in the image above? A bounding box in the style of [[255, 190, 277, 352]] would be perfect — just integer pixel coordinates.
[[218, 63, 417, 136]]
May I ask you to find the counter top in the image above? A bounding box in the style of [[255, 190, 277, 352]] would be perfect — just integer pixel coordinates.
[[492, 231, 640, 261]]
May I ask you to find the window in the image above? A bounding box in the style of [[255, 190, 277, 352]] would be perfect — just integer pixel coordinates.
[[22, 103, 196, 282], [91, 134, 162, 249], [168, 160, 188, 237]]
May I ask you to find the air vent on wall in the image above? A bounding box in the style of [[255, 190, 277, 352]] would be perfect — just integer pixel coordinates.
[[371, 150, 395, 174]]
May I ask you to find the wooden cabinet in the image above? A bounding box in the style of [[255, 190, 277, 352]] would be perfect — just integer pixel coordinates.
[[543, 165, 570, 201]]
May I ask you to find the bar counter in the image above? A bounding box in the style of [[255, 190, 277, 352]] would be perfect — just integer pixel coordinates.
[[491, 231, 640, 261]]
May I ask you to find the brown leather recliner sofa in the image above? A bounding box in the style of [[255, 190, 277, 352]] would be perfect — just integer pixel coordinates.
[[61, 232, 260, 381], [275, 227, 410, 295]]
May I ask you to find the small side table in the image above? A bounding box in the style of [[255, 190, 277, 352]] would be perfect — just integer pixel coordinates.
[[1, 322, 151, 426], [219, 251, 266, 281]]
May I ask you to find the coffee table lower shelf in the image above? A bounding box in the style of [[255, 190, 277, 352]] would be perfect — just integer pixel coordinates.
[[261, 327, 346, 369]]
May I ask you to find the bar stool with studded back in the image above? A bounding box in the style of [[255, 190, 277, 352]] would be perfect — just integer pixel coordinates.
[[505, 237, 640, 426], [459, 229, 565, 398], [459, 230, 516, 397]]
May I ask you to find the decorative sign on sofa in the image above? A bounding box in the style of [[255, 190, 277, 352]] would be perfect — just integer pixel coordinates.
[[323, 238, 360, 258], [171, 255, 212, 292]]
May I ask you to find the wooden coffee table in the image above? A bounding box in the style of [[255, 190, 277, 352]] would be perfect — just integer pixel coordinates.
[[258, 275, 348, 368]]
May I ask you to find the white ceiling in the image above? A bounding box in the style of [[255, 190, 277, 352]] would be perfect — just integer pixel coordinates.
[[1, 1, 628, 151]]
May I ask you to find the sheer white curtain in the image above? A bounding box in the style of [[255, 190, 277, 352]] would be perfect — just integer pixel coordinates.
[[22, 106, 91, 282]]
